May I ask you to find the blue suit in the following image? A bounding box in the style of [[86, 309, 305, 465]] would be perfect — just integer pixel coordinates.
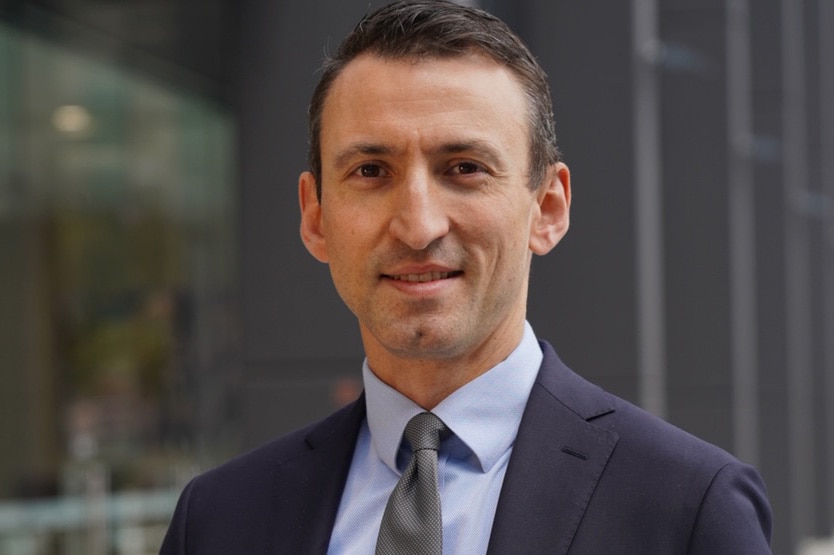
[[160, 342, 772, 554]]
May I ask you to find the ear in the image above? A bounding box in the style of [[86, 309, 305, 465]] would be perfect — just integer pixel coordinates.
[[529, 162, 571, 255], [299, 171, 329, 263]]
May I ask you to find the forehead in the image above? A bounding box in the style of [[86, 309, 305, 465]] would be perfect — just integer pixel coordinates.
[[319, 53, 530, 157]]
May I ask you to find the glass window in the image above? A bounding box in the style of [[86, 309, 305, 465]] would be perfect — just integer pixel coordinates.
[[0, 20, 238, 555]]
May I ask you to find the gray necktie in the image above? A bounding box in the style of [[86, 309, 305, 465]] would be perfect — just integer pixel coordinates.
[[376, 412, 448, 555]]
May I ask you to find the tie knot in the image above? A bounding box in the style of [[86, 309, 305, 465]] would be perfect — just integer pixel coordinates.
[[404, 412, 447, 452]]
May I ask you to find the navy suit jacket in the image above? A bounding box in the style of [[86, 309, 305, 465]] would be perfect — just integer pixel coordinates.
[[160, 342, 772, 554]]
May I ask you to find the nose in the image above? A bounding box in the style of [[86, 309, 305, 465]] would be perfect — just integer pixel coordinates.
[[388, 174, 450, 251]]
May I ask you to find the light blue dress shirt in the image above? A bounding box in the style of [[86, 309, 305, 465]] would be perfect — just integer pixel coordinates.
[[327, 322, 543, 555]]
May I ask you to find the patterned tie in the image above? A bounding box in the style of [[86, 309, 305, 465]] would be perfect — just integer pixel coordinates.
[[376, 412, 448, 555]]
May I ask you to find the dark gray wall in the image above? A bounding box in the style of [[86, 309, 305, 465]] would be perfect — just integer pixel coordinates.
[[492, 0, 641, 404], [238, 0, 369, 445], [750, 0, 792, 549]]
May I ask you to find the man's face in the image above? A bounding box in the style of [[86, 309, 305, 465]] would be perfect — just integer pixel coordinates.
[[300, 53, 569, 367]]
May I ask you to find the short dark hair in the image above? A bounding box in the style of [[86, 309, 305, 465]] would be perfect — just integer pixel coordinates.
[[307, 0, 561, 198]]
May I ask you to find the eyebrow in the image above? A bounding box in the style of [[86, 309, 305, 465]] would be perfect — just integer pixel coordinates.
[[331, 139, 507, 172], [332, 143, 397, 172], [432, 140, 506, 170]]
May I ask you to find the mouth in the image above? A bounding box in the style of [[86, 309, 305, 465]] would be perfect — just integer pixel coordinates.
[[384, 271, 463, 283]]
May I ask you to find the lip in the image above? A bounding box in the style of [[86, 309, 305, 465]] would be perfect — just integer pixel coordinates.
[[387, 270, 457, 283], [381, 265, 463, 294], [382, 264, 460, 280]]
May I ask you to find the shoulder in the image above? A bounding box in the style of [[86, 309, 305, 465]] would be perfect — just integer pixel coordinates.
[[160, 398, 366, 554], [598, 397, 772, 551], [171, 399, 363, 522], [533, 341, 772, 552], [536, 340, 740, 472], [604, 390, 736, 470], [193, 396, 364, 491]]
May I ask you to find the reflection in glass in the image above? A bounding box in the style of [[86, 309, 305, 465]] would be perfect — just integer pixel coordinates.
[[0, 20, 237, 554]]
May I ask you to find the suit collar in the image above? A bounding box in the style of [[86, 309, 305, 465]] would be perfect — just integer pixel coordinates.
[[268, 395, 366, 555], [532, 341, 617, 421], [487, 341, 619, 554], [275, 342, 619, 554]]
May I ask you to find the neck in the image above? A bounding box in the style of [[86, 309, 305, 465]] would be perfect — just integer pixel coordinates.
[[362, 323, 525, 409]]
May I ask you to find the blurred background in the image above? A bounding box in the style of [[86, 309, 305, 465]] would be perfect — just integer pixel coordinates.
[[0, 0, 831, 553]]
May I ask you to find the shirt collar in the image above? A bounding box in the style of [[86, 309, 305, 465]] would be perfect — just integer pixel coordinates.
[[363, 322, 543, 474]]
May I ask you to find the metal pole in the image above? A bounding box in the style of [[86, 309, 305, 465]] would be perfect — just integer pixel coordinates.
[[726, 0, 759, 468], [632, 0, 667, 418], [782, 0, 815, 547]]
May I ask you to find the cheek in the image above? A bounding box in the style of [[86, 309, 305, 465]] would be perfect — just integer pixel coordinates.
[[492, 219, 535, 276], [327, 224, 370, 262], [323, 206, 362, 246], [322, 216, 375, 280], [482, 206, 533, 250]]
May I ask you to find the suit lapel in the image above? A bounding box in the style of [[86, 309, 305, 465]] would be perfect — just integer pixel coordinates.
[[267, 395, 366, 555], [487, 343, 619, 555]]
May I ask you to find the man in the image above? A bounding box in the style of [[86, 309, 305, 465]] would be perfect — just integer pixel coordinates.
[[161, 1, 772, 553]]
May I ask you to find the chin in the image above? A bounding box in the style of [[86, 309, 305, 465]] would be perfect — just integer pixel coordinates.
[[387, 329, 470, 360]]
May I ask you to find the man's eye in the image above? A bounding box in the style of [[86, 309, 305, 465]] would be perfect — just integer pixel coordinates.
[[449, 162, 484, 175], [356, 164, 386, 178]]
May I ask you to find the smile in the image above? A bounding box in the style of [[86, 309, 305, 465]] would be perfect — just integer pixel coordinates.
[[386, 271, 461, 282]]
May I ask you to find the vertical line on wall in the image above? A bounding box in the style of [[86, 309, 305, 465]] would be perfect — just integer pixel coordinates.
[[632, 0, 667, 419], [726, 0, 759, 468], [782, 0, 815, 546]]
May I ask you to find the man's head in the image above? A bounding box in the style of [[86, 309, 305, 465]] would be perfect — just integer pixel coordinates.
[[307, 0, 560, 198], [299, 1, 570, 404]]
